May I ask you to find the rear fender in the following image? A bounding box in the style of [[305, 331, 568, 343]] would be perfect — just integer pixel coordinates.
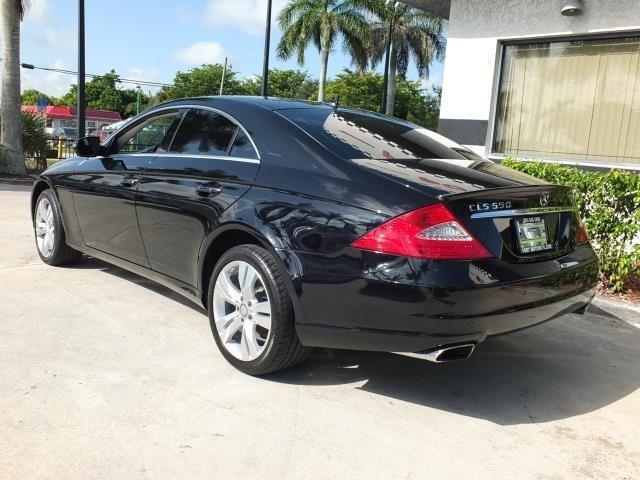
[[197, 221, 305, 323]]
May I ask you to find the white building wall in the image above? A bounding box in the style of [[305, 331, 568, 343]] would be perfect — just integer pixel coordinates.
[[438, 0, 640, 154]]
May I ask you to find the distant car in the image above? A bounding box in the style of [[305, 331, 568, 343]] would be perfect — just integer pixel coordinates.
[[30, 97, 598, 374]]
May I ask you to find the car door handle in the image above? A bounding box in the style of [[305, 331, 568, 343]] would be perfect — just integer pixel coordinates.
[[196, 183, 223, 197], [120, 176, 139, 187]]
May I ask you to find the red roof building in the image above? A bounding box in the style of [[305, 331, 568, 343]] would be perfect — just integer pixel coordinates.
[[22, 105, 122, 139]]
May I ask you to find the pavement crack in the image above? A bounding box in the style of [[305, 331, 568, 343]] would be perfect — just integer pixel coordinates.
[[518, 389, 536, 423]]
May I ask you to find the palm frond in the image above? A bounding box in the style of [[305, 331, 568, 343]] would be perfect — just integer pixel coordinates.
[[365, 6, 446, 78], [19, 0, 30, 20]]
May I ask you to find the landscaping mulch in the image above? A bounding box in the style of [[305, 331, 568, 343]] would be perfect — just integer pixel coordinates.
[[601, 276, 640, 304]]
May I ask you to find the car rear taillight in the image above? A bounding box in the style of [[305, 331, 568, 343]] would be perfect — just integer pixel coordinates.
[[351, 203, 492, 260], [576, 221, 589, 244]]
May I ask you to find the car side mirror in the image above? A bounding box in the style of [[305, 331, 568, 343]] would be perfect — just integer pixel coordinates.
[[74, 136, 103, 157]]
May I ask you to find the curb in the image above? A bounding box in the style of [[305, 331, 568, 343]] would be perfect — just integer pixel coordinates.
[[590, 296, 640, 328], [0, 178, 35, 186]]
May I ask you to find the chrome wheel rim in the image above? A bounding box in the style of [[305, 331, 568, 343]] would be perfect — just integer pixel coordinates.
[[213, 260, 272, 361], [35, 197, 55, 258]]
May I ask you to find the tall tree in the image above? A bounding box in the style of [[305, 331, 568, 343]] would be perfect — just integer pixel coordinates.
[[267, 69, 313, 99], [85, 70, 121, 112], [1, 0, 28, 175], [161, 64, 243, 100], [324, 68, 440, 127], [21, 89, 57, 106], [58, 71, 152, 118], [277, 0, 383, 102], [239, 69, 318, 99], [369, 3, 445, 115]]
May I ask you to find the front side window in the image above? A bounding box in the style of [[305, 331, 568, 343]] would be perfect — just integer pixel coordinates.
[[116, 111, 181, 154], [493, 36, 640, 165], [169, 109, 237, 156]]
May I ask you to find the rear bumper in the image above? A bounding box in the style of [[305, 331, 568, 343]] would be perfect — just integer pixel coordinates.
[[284, 244, 599, 353], [296, 286, 595, 352]]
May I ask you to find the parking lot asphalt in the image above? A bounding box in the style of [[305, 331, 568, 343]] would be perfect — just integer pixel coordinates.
[[1, 183, 639, 479]]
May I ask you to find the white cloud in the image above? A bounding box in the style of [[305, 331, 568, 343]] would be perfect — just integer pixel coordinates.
[[126, 67, 160, 83], [35, 27, 77, 50], [420, 70, 443, 92], [125, 67, 163, 93], [176, 6, 191, 24], [172, 42, 227, 65], [203, 0, 287, 36], [24, 0, 49, 24], [21, 59, 73, 97]]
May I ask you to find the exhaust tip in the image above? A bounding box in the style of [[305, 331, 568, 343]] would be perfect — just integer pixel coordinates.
[[423, 343, 476, 363]]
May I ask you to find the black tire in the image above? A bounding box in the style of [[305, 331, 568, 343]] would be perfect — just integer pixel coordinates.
[[208, 244, 310, 375], [33, 189, 82, 266]]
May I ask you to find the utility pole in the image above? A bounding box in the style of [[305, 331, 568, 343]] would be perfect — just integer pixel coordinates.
[[261, 0, 273, 97], [77, 0, 86, 138], [219, 57, 228, 95]]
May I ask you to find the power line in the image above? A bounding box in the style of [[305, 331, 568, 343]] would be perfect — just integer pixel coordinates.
[[0, 58, 171, 88]]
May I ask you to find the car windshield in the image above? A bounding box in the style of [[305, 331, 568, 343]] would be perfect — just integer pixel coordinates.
[[277, 107, 483, 162]]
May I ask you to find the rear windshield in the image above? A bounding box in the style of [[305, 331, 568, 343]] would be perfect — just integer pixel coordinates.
[[277, 108, 481, 161]]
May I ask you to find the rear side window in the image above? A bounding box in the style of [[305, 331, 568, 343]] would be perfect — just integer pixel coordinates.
[[277, 108, 473, 161], [229, 129, 258, 159], [169, 109, 236, 156]]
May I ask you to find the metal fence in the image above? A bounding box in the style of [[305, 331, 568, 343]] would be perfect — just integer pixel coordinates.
[[43, 139, 158, 162], [47, 137, 77, 160]]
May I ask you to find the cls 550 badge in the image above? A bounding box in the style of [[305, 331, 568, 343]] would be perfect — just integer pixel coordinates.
[[468, 201, 513, 212]]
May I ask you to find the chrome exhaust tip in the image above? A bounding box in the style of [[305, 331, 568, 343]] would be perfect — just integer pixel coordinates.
[[393, 343, 476, 363], [422, 343, 476, 363]]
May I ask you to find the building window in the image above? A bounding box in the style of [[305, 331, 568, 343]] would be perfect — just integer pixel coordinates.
[[493, 36, 640, 166], [60, 119, 78, 128]]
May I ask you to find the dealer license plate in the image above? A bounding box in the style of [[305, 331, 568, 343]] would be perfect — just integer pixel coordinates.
[[515, 216, 553, 254]]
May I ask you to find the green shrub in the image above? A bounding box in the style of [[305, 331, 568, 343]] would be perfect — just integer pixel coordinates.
[[503, 158, 640, 292], [22, 110, 49, 172]]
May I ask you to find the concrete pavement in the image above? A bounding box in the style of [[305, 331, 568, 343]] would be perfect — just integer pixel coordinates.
[[1, 183, 639, 479]]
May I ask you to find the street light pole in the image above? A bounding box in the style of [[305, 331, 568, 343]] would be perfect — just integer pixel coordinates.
[[261, 0, 273, 97], [77, 0, 86, 138], [136, 85, 141, 115]]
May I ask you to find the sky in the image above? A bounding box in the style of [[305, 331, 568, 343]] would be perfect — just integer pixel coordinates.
[[19, 0, 444, 98]]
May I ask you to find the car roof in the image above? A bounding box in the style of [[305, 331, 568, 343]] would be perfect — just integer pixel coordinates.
[[155, 95, 333, 112]]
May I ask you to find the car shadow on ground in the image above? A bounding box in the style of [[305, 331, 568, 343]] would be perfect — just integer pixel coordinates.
[[64, 256, 206, 313], [267, 316, 640, 426], [67, 255, 640, 427]]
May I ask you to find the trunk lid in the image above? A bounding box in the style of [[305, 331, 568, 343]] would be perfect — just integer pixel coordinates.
[[442, 185, 580, 263]]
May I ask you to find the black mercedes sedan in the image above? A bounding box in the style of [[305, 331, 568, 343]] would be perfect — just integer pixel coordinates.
[[31, 96, 599, 374]]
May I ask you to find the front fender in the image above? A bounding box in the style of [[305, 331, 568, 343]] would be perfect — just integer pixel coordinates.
[[30, 177, 55, 223]]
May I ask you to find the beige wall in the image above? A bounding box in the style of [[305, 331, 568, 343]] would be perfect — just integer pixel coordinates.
[[439, 0, 640, 165]]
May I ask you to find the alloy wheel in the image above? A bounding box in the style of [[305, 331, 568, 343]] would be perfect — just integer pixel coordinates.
[[213, 260, 272, 361], [35, 197, 55, 258]]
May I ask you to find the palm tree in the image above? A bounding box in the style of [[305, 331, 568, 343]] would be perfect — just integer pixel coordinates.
[[277, 0, 383, 102], [1, 0, 28, 175], [370, 3, 445, 115]]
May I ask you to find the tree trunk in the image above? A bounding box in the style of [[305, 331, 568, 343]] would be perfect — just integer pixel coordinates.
[[385, 51, 397, 116], [1, 0, 24, 175], [318, 48, 329, 102]]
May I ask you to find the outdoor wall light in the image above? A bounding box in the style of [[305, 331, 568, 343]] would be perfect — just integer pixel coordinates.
[[561, 0, 584, 16]]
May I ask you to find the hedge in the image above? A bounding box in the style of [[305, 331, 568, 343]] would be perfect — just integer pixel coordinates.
[[502, 159, 640, 292]]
